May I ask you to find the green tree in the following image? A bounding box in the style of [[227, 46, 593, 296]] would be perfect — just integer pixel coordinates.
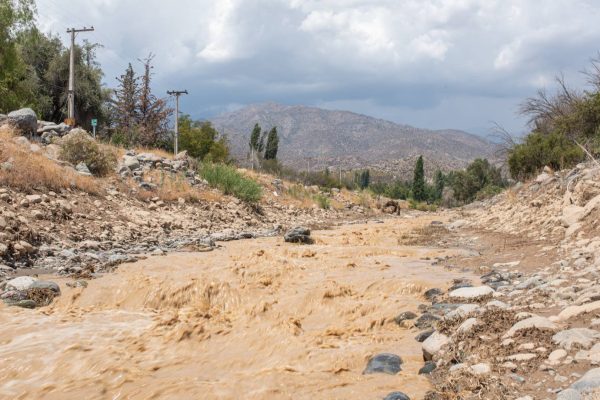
[[264, 126, 279, 160], [433, 169, 445, 200], [0, 0, 36, 112], [178, 115, 229, 162], [358, 169, 370, 189], [249, 123, 261, 151], [412, 155, 425, 201], [112, 63, 139, 144]]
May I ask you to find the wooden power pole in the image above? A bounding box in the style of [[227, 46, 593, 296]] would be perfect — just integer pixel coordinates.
[[66, 26, 94, 125], [167, 90, 188, 154]]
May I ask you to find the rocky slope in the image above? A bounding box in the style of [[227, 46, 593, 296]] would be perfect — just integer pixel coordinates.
[[211, 103, 494, 176], [403, 162, 600, 399]]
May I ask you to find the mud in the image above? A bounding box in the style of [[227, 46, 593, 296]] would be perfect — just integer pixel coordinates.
[[0, 217, 478, 400]]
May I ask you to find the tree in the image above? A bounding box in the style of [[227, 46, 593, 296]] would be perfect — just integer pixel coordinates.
[[0, 0, 36, 112], [264, 127, 279, 160], [249, 123, 261, 151], [433, 169, 445, 200], [113, 63, 139, 144], [178, 115, 229, 162], [136, 53, 172, 146], [357, 169, 370, 189], [412, 155, 425, 201]]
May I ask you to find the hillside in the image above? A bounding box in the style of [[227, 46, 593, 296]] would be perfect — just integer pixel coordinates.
[[211, 103, 495, 177]]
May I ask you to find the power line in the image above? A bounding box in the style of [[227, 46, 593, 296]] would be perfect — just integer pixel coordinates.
[[66, 26, 94, 124]]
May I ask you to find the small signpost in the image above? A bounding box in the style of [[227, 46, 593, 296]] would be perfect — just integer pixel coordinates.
[[91, 118, 97, 138]]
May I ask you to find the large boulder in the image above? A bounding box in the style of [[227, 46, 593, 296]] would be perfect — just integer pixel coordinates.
[[363, 353, 403, 375], [7, 108, 37, 135], [284, 227, 313, 244], [5, 276, 37, 291], [422, 331, 450, 361], [448, 286, 494, 301]]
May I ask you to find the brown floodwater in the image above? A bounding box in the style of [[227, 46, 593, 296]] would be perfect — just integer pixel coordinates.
[[0, 218, 476, 400]]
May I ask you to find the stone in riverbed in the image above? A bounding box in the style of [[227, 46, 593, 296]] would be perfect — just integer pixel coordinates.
[[419, 361, 437, 375], [561, 367, 600, 397], [415, 329, 434, 343], [284, 227, 313, 244], [5, 276, 37, 291], [383, 392, 410, 400], [552, 328, 600, 350], [448, 286, 494, 301], [422, 331, 450, 361], [503, 316, 558, 338], [394, 311, 417, 325], [424, 288, 443, 300], [363, 353, 403, 375], [11, 299, 37, 309], [30, 280, 60, 294], [415, 313, 440, 329]]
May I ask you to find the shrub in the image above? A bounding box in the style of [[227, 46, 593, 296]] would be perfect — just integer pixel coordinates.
[[60, 130, 116, 176], [507, 131, 584, 179], [199, 162, 262, 203], [314, 193, 330, 209]]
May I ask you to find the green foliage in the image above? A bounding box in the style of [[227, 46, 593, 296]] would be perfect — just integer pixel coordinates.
[[433, 170, 445, 199], [508, 131, 584, 179], [249, 123, 261, 150], [409, 199, 438, 212], [178, 115, 229, 162], [264, 127, 279, 160], [412, 155, 426, 201], [199, 162, 262, 203], [370, 180, 411, 200], [313, 193, 330, 209], [59, 130, 116, 176], [446, 158, 505, 203], [356, 169, 370, 189]]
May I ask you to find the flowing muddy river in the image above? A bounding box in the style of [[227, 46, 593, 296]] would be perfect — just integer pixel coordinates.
[[0, 217, 477, 399]]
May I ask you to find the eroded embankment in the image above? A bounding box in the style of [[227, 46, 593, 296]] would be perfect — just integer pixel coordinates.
[[0, 217, 475, 400]]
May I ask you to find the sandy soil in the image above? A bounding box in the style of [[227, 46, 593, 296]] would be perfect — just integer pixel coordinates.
[[0, 216, 478, 400]]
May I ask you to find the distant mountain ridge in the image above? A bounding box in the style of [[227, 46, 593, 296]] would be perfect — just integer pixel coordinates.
[[211, 103, 494, 178]]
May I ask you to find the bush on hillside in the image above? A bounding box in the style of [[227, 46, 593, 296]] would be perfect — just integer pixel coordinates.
[[507, 131, 584, 179], [199, 162, 262, 203], [60, 130, 116, 176], [446, 158, 505, 203]]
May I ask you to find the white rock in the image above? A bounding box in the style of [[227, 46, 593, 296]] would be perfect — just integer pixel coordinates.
[[457, 318, 479, 334], [553, 328, 600, 350], [422, 331, 450, 361], [6, 276, 37, 291], [557, 301, 600, 321], [503, 353, 537, 362], [449, 286, 494, 300], [470, 363, 491, 375], [445, 304, 480, 321], [548, 349, 568, 363], [503, 316, 558, 338]]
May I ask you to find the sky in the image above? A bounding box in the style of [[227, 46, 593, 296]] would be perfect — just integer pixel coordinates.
[[36, 0, 600, 137]]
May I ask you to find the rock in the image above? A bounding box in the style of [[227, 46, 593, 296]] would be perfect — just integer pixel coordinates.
[[30, 280, 60, 294], [503, 316, 558, 338], [422, 331, 450, 361], [7, 108, 37, 135], [123, 155, 140, 170], [415, 313, 440, 329], [383, 392, 410, 400], [457, 317, 479, 333], [25, 194, 42, 204], [5, 276, 37, 291], [11, 299, 37, 309], [444, 304, 480, 321], [174, 150, 188, 160], [567, 367, 600, 395], [556, 300, 600, 321], [284, 227, 313, 244], [448, 286, 494, 301], [13, 240, 35, 254], [556, 389, 581, 400], [415, 329, 434, 342], [419, 361, 437, 375], [553, 328, 600, 350], [503, 353, 537, 361], [424, 288, 443, 300], [548, 349, 568, 363], [394, 311, 418, 325], [363, 353, 403, 375], [470, 363, 491, 375], [75, 162, 92, 176]]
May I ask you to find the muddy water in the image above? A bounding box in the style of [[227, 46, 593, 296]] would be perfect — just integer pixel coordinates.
[[0, 218, 476, 400]]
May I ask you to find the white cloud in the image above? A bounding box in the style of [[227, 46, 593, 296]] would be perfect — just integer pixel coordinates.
[[35, 0, 600, 133]]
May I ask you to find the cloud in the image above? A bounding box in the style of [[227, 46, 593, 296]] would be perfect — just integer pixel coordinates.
[[35, 0, 600, 135]]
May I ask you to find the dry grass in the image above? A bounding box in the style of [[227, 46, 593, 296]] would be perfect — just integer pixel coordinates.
[[134, 170, 202, 202], [0, 127, 102, 195]]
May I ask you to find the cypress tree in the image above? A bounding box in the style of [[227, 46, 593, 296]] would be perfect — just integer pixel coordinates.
[[412, 155, 425, 201], [264, 127, 279, 160], [249, 123, 261, 151]]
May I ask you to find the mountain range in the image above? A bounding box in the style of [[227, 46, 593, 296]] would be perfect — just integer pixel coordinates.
[[210, 103, 495, 179]]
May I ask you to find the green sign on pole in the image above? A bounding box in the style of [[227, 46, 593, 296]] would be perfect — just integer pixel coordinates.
[[91, 119, 98, 127]]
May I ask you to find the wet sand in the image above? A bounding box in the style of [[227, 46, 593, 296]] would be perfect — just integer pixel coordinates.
[[0, 217, 477, 399]]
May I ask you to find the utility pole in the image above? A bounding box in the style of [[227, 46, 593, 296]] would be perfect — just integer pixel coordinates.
[[66, 26, 94, 125], [167, 90, 188, 154]]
